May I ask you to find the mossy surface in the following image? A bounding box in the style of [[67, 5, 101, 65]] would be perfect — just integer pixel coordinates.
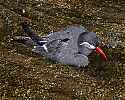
[[0, 0, 125, 99]]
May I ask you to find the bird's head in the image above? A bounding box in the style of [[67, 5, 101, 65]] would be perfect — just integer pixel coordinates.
[[80, 42, 107, 61]]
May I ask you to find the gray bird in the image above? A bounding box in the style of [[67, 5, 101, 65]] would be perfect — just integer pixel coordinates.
[[14, 21, 107, 67]]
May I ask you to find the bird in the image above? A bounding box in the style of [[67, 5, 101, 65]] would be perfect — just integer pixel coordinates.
[[13, 19, 107, 67]]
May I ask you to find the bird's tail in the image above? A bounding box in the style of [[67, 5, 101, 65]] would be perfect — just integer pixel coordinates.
[[21, 18, 46, 46], [13, 36, 37, 47]]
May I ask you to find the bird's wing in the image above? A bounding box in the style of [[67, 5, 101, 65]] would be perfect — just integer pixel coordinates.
[[46, 26, 86, 41], [46, 26, 87, 52], [53, 48, 89, 67]]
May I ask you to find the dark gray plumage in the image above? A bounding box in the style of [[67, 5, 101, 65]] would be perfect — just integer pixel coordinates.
[[14, 23, 99, 67]]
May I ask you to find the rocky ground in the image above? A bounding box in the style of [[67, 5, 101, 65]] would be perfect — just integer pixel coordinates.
[[0, 0, 125, 100]]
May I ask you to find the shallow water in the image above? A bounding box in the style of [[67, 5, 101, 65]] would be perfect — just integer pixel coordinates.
[[0, 0, 125, 99]]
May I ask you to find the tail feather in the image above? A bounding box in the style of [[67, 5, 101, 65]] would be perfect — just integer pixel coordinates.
[[21, 21, 45, 45], [13, 36, 36, 46]]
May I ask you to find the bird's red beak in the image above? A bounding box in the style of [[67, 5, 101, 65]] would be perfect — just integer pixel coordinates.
[[95, 47, 107, 61]]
